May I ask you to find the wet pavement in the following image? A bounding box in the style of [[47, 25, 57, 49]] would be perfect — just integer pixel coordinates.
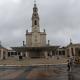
[[0, 64, 80, 80]]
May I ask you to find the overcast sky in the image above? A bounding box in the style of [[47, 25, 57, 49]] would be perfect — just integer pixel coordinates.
[[0, 0, 80, 48]]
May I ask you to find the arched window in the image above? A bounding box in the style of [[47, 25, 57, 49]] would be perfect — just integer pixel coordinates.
[[35, 20, 37, 25], [34, 14, 36, 16]]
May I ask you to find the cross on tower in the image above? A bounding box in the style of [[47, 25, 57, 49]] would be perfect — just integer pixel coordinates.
[[34, 0, 36, 4]]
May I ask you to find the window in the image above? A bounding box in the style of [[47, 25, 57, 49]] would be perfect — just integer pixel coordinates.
[[34, 14, 36, 16], [59, 51, 61, 55], [62, 51, 65, 55], [71, 48, 74, 56], [35, 20, 37, 25]]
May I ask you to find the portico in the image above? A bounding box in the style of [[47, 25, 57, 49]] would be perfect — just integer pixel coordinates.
[[0, 43, 8, 60], [12, 46, 58, 59]]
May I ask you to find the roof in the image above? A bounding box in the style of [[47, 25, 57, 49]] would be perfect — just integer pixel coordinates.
[[0, 44, 8, 50], [58, 47, 66, 49], [12, 46, 59, 52], [67, 43, 80, 48]]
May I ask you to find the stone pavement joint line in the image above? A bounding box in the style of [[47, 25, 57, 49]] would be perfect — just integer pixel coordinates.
[[0, 64, 68, 80]]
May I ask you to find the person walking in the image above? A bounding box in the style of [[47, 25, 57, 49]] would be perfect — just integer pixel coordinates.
[[67, 58, 73, 72], [67, 60, 71, 71]]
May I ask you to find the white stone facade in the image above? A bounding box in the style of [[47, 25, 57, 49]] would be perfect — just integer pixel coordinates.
[[0, 48, 8, 60], [26, 3, 46, 47]]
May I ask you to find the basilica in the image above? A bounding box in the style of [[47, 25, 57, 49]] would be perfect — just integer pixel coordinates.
[[12, 2, 58, 58], [0, 2, 80, 61]]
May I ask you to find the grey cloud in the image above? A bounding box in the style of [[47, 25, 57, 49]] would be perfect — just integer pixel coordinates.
[[0, 0, 80, 48]]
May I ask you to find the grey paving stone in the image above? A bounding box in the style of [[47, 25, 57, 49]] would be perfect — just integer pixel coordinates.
[[0, 64, 80, 80]]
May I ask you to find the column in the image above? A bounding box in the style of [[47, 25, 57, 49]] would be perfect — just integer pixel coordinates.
[[54, 50, 57, 56], [73, 47, 76, 56], [57, 49, 59, 57], [5, 50, 8, 59], [50, 51, 52, 56], [73, 47, 76, 62], [69, 47, 72, 58], [10, 52, 12, 57], [50, 51, 53, 58], [26, 52, 30, 58], [65, 49, 67, 58], [1, 49, 3, 60], [44, 51, 48, 59], [20, 52, 23, 56]]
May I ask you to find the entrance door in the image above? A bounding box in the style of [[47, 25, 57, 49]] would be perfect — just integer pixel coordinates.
[[29, 51, 43, 58]]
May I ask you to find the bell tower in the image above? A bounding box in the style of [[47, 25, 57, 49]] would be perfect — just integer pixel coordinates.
[[26, 0, 46, 47], [32, 0, 40, 32], [31, 0, 41, 47]]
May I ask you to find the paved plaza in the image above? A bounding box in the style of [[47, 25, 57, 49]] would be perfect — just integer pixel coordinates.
[[0, 57, 67, 66], [0, 64, 79, 80]]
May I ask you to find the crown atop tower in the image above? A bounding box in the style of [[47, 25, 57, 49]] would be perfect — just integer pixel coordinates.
[[34, 0, 36, 7], [32, 0, 40, 32], [33, 0, 38, 13]]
